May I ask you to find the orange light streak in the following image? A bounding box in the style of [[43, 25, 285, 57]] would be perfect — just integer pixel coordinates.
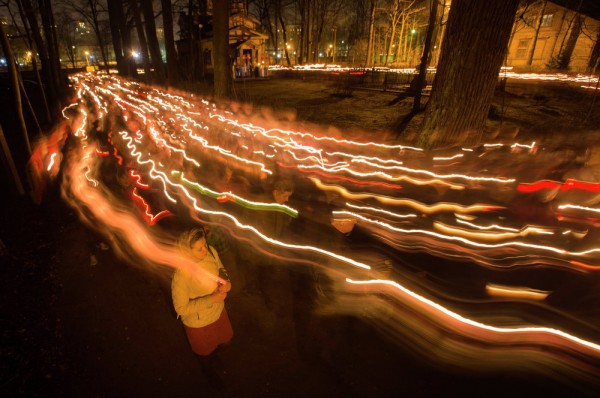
[[310, 178, 503, 214], [346, 278, 600, 354]]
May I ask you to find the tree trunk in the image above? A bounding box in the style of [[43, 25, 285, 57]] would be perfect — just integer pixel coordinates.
[[366, 0, 376, 66], [140, 0, 166, 81], [278, 11, 291, 66], [213, 0, 232, 100], [306, 0, 311, 63], [312, 1, 326, 64], [19, 0, 58, 110], [19, 76, 42, 137], [16, 0, 51, 124], [417, 0, 520, 149], [107, 0, 137, 77], [161, 0, 180, 85], [554, 13, 583, 70], [298, 0, 306, 64], [587, 28, 600, 74], [39, 0, 63, 96], [0, 22, 31, 156], [385, 3, 401, 67], [526, 0, 547, 67], [130, 0, 153, 76], [397, 13, 406, 63], [0, 124, 25, 196], [107, 0, 126, 75], [413, 0, 437, 112], [432, 0, 448, 66]]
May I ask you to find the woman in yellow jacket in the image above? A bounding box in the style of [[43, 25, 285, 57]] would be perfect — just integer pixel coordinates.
[[172, 227, 233, 357]]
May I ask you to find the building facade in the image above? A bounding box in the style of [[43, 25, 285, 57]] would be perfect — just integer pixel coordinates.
[[176, 0, 268, 78], [506, 1, 600, 72]]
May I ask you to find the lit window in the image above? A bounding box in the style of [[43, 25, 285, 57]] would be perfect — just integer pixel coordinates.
[[541, 14, 553, 27], [516, 39, 530, 59]]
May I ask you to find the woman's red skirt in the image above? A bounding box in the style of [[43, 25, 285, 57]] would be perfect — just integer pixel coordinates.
[[184, 308, 233, 356]]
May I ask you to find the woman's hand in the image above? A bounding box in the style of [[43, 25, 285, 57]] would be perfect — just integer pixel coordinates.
[[220, 280, 232, 293], [211, 288, 227, 303]]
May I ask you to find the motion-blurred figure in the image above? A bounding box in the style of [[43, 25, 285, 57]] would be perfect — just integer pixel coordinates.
[[172, 227, 233, 389]]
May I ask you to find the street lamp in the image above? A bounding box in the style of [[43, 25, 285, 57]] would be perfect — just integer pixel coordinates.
[[84, 51, 90, 67]]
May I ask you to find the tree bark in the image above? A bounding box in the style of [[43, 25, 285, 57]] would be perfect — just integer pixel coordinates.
[[39, 0, 63, 96], [19, 0, 58, 110], [19, 76, 42, 137], [298, 0, 306, 64], [555, 13, 583, 70], [140, 0, 166, 81], [385, 1, 401, 67], [161, 0, 180, 85], [278, 5, 291, 66], [587, 28, 600, 74], [107, 0, 126, 75], [213, 0, 233, 100], [0, 22, 31, 156], [412, 0, 437, 112], [417, 0, 520, 149], [107, 0, 137, 77], [366, 0, 376, 67], [15, 0, 51, 124], [0, 124, 25, 196], [129, 0, 153, 76], [305, 0, 311, 63]]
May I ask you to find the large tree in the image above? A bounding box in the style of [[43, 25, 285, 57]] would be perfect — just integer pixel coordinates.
[[549, 12, 584, 70], [20, 0, 61, 112], [588, 26, 600, 74], [140, 0, 166, 81], [161, 0, 180, 85], [129, 0, 152, 75], [416, 0, 520, 149], [107, 0, 137, 77], [213, 0, 233, 99]]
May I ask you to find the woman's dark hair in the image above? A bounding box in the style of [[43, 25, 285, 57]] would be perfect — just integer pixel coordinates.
[[190, 226, 207, 243]]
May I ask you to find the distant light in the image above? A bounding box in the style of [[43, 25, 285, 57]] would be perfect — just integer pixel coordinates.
[[411, 29, 416, 34], [132, 51, 139, 58]]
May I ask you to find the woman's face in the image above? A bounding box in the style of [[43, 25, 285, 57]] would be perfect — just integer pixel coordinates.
[[191, 237, 208, 260]]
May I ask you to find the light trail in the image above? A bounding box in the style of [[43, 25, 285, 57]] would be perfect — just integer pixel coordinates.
[[41, 72, 600, 380]]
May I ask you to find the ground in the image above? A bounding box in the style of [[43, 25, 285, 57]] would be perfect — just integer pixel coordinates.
[[1, 74, 599, 397]]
